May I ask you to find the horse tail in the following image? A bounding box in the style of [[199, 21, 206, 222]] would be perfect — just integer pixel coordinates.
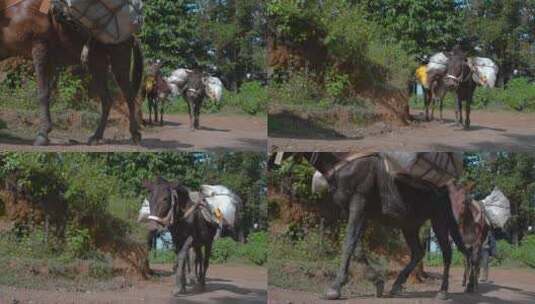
[[130, 37, 144, 101]]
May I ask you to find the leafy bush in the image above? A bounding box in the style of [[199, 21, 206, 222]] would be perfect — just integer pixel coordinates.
[[212, 237, 238, 263], [498, 77, 535, 111], [241, 231, 268, 265], [66, 227, 92, 259], [225, 81, 268, 115]]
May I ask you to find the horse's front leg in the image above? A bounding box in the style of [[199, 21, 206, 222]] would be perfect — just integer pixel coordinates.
[[173, 236, 193, 296], [160, 100, 165, 126], [185, 98, 194, 131], [390, 227, 425, 296], [201, 241, 213, 289], [32, 41, 53, 146], [456, 94, 463, 127], [193, 99, 202, 129], [110, 40, 142, 144], [325, 193, 367, 300], [88, 61, 112, 145], [433, 219, 452, 300], [464, 98, 471, 129]]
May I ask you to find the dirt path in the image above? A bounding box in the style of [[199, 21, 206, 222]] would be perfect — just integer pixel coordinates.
[[0, 263, 267, 304], [0, 113, 266, 152], [269, 109, 535, 152], [268, 267, 535, 304]]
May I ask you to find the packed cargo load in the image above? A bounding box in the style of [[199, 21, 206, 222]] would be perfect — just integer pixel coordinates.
[[55, 0, 143, 44], [481, 187, 511, 229], [469, 57, 499, 88], [382, 152, 463, 187]]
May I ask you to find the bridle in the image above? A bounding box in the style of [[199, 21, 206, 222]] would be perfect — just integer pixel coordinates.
[[147, 189, 209, 227], [445, 60, 472, 86], [147, 189, 178, 227]]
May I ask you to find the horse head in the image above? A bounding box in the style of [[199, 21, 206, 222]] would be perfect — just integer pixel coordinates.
[[142, 176, 190, 231], [444, 49, 471, 89]]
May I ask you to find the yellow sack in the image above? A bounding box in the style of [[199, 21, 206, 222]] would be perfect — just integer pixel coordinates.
[[415, 65, 428, 89], [214, 208, 224, 224]]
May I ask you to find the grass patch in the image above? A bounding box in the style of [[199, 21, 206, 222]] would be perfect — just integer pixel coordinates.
[[148, 231, 268, 266]]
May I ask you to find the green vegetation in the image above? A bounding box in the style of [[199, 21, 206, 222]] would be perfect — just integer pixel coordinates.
[[149, 231, 268, 266]]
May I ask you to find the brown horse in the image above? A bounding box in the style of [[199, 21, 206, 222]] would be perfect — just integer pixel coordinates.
[[141, 62, 171, 125], [447, 181, 489, 293], [0, 0, 143, 145]]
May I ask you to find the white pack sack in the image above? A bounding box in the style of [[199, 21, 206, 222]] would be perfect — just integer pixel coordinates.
[[481, 187, 511, 229], [468, 57, 499, 88], [382, 152, 463, 187], [200, 185, 241, 227], [59, 0, 143, 44], [204, 76, 223, 103], [311, 171, 328, 194], [427, 52, 449, 74]]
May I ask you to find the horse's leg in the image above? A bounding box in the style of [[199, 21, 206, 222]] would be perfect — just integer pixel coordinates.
[[185, 99, 194, 130], [32, 41, 53, 146], [390, 227, 425, 296], [456, 94, 463, 127], [462, 252, 469, 287], [466, 248, 479, 292], [325, 193, 367, 300], [88, 60, 113, 145], [110, 44, 141, 144], [201, 241, 212, 289], [148, 97, 153, 125], [160, 101, 164, 126], [464, 97, 471, 129], [433, 219, 452, 300], [424, 89, 430, 121], [193, 100, 201, 129], [154, 99, 159, 124], [173, 236, 193, 296]]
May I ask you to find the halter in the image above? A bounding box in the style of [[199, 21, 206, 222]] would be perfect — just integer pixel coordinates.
[[445, 61, 472, 86], [147, 189, 178, 227]]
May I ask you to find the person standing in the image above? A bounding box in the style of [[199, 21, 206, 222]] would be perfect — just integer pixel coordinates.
[[480, 230, 497, 282]]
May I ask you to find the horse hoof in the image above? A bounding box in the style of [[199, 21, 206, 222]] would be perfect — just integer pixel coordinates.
[[131, 133, 142, 145], [389, 286, 402, 297], [375, 280, 385, 297], [33, 134, 50, 146], [435, 291, 448, 300], [172, 287, 186, 297], [324, 287, 341, 300], [87, 136, 102, 145]]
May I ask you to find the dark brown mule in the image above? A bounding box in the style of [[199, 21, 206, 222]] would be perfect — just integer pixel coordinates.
[[182, 70, 206, 130], [447, 181, 489, 293], [0, 0, 143, 145], [442, 47, 477, 129], [143, 177, 217, 296]]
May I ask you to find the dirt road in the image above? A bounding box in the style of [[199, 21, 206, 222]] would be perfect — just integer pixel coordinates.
[[268, 267, 535, 304], [0, 113, 266, 152], [269, 109, 535, 152], [0, 263, 267, 304]]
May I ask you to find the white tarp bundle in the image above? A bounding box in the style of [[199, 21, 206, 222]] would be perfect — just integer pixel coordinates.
[[58, 0, 143, 44], [204, 76, 224, 102], [468, 57, 499, 88], [427, 52, 449, 74], [200, 185, 240, 227], [382, 152, 463, 187], [311, 171, 328, 194], [481, 187, 511, 229]]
